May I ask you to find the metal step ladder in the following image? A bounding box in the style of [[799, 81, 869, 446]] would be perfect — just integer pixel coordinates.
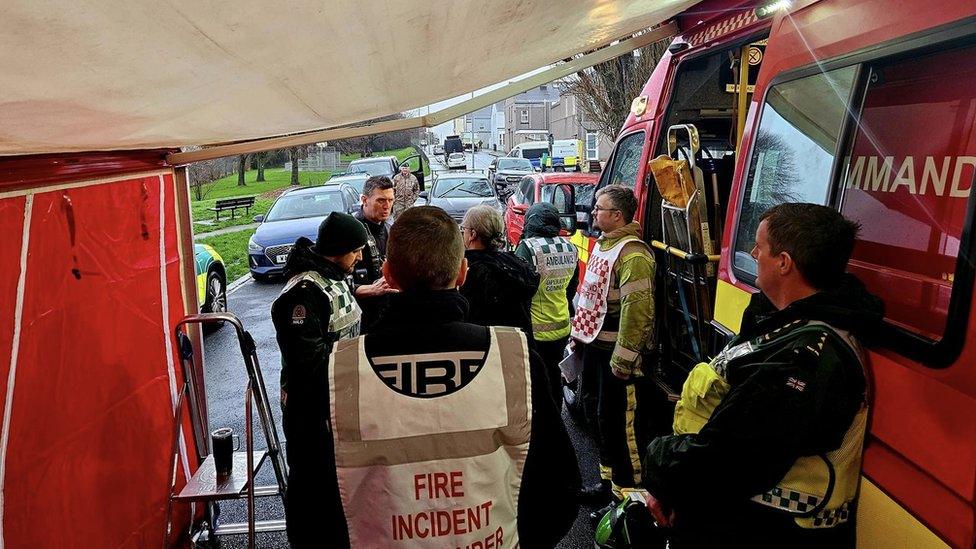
[[163, 312, 288, 549], [652, 124, 722, 392]]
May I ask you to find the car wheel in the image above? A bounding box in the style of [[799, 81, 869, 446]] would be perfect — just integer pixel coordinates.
[[202, 269, 226, 332]]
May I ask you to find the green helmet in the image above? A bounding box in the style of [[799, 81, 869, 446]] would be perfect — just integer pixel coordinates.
[[594, 499, 666, 549], [594, 500, 631, 548]]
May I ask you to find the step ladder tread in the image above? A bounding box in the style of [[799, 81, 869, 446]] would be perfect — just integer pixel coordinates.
[[176, 451, 267, 502]]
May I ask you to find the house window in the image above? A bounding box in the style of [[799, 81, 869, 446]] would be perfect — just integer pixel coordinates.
[[586, 132, 599, 161], [520, 110, 529, 124]]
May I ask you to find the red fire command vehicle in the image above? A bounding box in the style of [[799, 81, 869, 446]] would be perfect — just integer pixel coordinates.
[[581, 0, 976, 545]]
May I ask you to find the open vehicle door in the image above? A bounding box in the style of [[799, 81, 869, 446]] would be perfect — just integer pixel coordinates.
[[399, 153, 427, 191], [541, 183, 578, 234]]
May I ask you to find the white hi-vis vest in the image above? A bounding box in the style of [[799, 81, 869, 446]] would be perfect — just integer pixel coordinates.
[[523, 236, 578, 342], [571, 235, 643, 343], [673, 321, 868, 529], [280, 270, 361, 340], [329, 327, 532, 548]]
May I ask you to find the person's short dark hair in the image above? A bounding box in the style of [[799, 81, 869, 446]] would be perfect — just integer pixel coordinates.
[[387, 206, 464, 291], [760, 203, 861, 289], [596, 185, 638, 223], [362, 175, 394, 197]]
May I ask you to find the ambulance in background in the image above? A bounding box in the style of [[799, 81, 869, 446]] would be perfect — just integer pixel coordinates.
[[579, 0, 976, 546], [509, 139, 583, 171]]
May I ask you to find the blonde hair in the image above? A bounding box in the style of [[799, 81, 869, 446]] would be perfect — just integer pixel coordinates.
[[462, 205, 506, 250]]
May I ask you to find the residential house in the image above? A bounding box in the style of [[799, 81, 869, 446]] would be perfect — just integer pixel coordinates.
[[549, 91, 614, 167], [461, 106, 493, 149], [503, 84, 561, 152]]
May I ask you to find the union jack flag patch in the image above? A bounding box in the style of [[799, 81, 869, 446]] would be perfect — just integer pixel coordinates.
[[786, 377, 806, 392]]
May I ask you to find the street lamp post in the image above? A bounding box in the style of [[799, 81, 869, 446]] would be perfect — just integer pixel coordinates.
[[470, 91, 475, 170]]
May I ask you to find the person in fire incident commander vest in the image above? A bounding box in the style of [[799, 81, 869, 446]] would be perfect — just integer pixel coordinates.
[[640, 203, 883, 548], [570, 184, 657, 520], [325, 206, 580, 548], [270, 211, 366, 546]]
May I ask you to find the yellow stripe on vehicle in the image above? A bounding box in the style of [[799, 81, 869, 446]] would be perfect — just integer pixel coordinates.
[[196, 272, 206, 303], [713, 279, 752, 334], [857, 477, 948, 548]]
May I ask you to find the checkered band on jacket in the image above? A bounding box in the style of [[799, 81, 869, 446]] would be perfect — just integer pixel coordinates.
[[285, 271, 362, 340], [570, 236, 638, 343]]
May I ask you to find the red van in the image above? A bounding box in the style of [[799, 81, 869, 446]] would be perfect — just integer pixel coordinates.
[[581, 0, 976, 545], [504, 172, 598, 247]]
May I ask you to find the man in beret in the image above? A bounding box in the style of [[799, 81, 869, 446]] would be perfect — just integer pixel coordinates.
[[271, 211, 368, 546]]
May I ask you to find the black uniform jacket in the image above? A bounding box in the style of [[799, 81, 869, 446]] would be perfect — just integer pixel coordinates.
[[324, 290, 581, 548], [351, 209, 389, 333], [460, 249, 540, 344], [643, 275, 884, 547]]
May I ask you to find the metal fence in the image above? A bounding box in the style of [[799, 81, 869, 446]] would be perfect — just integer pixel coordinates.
[[284, 146, 340, 172]]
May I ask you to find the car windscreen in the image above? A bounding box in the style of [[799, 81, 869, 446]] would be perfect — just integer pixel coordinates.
[[498, 159, 533, 171], [348, 160, 393, 176], [265, 191, 345, 222], [434, 178, 493, 198], [521, 148, 545, 160]]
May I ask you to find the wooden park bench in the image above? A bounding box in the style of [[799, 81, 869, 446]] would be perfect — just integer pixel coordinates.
[[209, 196, 256, 221]]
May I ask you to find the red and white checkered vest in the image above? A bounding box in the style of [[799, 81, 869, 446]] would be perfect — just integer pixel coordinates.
[[570, 236, 640, 343]]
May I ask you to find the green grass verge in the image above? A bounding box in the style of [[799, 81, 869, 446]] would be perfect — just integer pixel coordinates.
[[198, 228, 256, 282], [199, 168, 333, 201], [191, 197, 274, 233]]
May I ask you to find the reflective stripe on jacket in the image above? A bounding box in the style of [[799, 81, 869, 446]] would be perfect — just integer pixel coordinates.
[[673, 320, 868, 529], [522, 236, 578, 341]]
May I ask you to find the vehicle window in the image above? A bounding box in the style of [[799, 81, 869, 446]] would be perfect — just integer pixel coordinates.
[[606, 131, 645, 188], [542, 184, 572, 214], [349, 160, 394, 177], [732, 66, 857, 276], [434, 178, 493, 198], [265, 192, 345, 222], [522, 148, 546, 160], [839, 46, 976, 341], [518, 177, 536, 205], [498, 158, 534, 171], [576, 184, 595, 208]]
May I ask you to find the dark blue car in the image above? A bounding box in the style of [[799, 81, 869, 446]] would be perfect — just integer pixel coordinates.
[[248, 184, 360, 281]]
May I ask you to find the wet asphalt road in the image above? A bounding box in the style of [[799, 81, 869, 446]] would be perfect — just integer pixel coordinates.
[[201, 278, 602, 548]]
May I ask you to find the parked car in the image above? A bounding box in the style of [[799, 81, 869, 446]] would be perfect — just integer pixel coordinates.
[[504, 172, 597, 247], [347, 152, 427, 189], [414, 172, 502, 223], [194, 243, 226, 332], [446, 152, 467, 170], [433, 145, 445, 156], [324, 172, 370, 195], [443, 135, 464, 157], [347, 155, 398, 178], [194, 243, 226, 314], [487, 157, 535, 199], [247, 184, 361, 281]]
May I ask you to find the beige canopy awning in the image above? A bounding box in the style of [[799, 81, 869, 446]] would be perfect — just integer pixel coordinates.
[[1, 1, 694, 158]]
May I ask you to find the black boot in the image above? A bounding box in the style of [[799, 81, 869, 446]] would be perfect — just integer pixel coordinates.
[[588, 499, 618, 524], [579, 480, 610, 502]]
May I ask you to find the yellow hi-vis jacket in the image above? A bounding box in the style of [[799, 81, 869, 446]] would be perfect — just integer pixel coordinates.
[[520, 236, 578, 341], [673, 321, 868, 529]]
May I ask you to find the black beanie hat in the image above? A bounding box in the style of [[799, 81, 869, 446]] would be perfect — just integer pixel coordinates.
[[313, 212, 368, 256]]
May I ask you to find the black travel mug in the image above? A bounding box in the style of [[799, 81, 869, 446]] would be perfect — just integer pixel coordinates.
[[212, 427, 236, 476]]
